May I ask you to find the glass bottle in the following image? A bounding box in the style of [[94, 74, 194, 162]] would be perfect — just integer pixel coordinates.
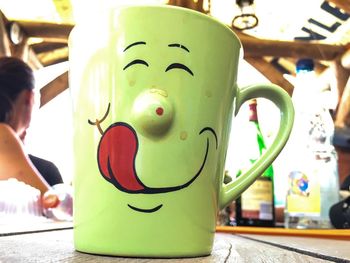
[[235, 99, 275, 227], [284, 58, 340, 228]]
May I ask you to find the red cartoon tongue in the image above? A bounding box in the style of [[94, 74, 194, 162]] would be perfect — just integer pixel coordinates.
[[97, 123, 145, 192]]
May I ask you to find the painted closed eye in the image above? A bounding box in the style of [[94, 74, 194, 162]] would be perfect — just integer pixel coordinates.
[[123, 59, 149, 70], [165, 63, 194, 76]]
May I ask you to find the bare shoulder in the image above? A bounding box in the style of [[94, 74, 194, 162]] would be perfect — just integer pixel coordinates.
[[0, 123, 15, 135], [0, 123, 20, 144], [0, 123, 50, 193], [0, 123, 24, 158]]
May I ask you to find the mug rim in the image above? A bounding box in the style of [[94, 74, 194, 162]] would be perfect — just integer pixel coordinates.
[[110, 4, 242, 48]]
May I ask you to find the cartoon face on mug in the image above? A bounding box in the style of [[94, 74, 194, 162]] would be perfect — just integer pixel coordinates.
[[86, 39, 221, 214]]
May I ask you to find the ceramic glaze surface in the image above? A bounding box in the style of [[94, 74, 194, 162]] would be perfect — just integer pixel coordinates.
[[69, 5, 294, 257]]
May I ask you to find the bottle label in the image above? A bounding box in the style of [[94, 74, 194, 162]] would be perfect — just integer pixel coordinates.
[[286, 170, 321, 215], [241, 179, 273, 220]]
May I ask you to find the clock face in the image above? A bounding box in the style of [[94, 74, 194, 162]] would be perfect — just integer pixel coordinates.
[[9, 22, 23, 45]]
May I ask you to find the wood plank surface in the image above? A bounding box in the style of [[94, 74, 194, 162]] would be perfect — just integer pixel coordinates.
[[0, 220, 73, 236], [216, 226, 350, 240], [0, 230, 334, 262], [240, 233, 350, 262]]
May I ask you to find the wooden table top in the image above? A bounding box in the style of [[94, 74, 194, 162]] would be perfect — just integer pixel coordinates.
[[1, 221, 349, 262]]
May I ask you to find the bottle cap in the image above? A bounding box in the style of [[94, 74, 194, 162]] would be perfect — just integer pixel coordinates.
[[296, 58, 314, 72], [249, 98, 257, 105], [248, 99, 258, 121]]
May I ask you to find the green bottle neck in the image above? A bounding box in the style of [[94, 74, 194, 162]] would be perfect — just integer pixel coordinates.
[[248, 99, 274, 179]]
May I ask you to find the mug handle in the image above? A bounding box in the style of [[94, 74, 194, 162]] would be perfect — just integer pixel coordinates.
[[219, 83, 294, 209]]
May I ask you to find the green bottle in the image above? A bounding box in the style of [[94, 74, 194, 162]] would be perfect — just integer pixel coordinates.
[[235, 99, 275, 227]]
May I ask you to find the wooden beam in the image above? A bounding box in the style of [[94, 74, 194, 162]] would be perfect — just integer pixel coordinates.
[[37, 46, 68, 66], [341, 48, 350, 69], [0, 12, 43, 70], [16, 21, 73, 41], [40, 71, 68, 108], [10, 36, 29, 60], [0, 11, 11, 56], [335, 76, 350, 128], [329, 60, 350, 105], [9, 37, 44, 70], [28, 48, 44, 70], [168, 0, 206, 12], [10, 20, 347, 62], [240, 34, 345, 61], [231, 27, 346, 60], [32, 42, 67, 53], [42, 57, 68, 67], [245, 57, 294, 96], [325, 0, 350, 15]]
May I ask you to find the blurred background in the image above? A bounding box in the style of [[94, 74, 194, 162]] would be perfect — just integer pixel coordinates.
[[0, 0, 349, 213]]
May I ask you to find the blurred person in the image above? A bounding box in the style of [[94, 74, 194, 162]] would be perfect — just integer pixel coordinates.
[[28, 154, 63, 186], [0, 56, 62, 196]]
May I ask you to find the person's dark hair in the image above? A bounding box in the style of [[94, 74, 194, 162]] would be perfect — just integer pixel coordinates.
[[0, 56, 34, 122]]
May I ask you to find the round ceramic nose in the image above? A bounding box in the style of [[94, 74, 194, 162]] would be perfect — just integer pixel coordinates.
[[132, 89, 174, 136]]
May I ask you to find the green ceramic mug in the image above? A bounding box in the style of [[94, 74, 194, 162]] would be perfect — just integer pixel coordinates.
[[69, 5, 294, 258]]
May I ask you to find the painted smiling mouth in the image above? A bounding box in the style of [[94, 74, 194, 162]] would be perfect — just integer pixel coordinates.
[[127, 204, 163, 213], [97, 123, 217, 195]]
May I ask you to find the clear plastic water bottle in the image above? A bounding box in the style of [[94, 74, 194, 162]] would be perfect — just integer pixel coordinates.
[[43, 183, 73, 221], [284, 58, 340, 229]]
